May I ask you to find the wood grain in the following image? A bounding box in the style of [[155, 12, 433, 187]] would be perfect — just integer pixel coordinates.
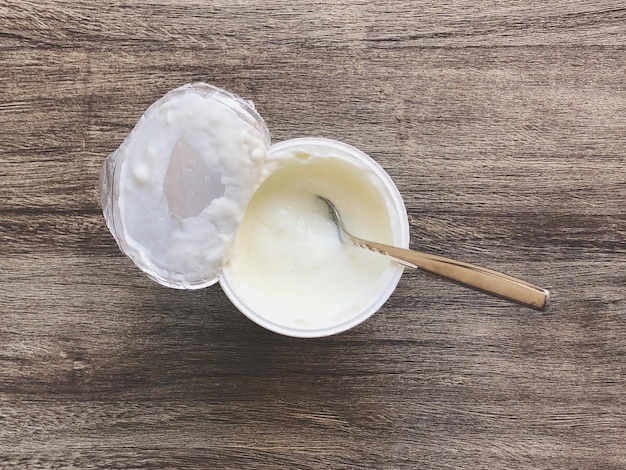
[[1, 1, 625, 468]]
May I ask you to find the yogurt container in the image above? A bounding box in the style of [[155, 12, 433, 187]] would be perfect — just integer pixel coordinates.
[[101, 83, 409, 337]]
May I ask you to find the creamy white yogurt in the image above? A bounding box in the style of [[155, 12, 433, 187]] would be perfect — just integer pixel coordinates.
[[220, 138, 409, 337], [102, 85, 408, 337]]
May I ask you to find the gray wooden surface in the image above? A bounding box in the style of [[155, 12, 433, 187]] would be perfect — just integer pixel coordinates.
[[1, 1, 625, 468]]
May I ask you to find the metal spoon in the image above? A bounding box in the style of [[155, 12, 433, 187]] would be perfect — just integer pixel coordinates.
[[318, 196, 550, 311]]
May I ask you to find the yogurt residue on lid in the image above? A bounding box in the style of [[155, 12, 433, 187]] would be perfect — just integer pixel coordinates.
[[100, 83, 270, 289]]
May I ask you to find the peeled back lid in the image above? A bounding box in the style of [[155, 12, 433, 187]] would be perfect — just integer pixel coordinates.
[[100, 83, 271, 289]]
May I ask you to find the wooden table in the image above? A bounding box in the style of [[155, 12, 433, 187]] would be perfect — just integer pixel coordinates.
[[1, 1, 625, 468]]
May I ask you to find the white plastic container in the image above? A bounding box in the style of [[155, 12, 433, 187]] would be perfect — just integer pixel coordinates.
[[101, 84, 409, 337]]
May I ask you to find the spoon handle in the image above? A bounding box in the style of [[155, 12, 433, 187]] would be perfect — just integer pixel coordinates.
[[351, 236, 550, 311]]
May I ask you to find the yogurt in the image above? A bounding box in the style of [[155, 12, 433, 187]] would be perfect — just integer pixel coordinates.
[[220, 138, 409, 337], [101, 84, 409, 337]]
